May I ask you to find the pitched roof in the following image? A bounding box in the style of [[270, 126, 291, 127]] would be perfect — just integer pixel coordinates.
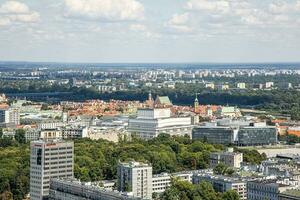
[[155, 96, 172, 106]]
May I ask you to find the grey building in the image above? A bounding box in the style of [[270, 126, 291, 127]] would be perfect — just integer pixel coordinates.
[[193, 173, 248, 200], [118, 161, 152, 199], [30, 140, 74, 200], [192, 126, 237, 145], [247, 179, 299, 200], [238, 126, 277, 146], [49, 179, 142, 200]]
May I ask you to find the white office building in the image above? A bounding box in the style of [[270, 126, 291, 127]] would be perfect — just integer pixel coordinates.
[[0, 108, 20, 126], [30, 140, 74, 200], [118, 161, 152, 199], [128, 108, 193, 139]]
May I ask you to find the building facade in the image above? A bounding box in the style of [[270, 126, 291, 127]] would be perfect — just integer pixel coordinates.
[[192, 126, 237, 145], [117, 161, 152, 199], [49, 179, 141, 200], [128, 108, 193, 139], [30, 140, 74, 200], [210, 148, 243, 168]]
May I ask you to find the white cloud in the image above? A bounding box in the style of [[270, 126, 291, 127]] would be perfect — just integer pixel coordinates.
[[64, 0, 144, 22], [166, 13, 193, 33], [0, 1, 40, 26], [185, 0, 230, 14], [269, 1, 300, 14]]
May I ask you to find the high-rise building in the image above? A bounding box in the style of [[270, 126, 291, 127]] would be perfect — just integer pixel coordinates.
[[118, 161, 152, 199], [30, 140, 74, 200], [0, 108, 20, 126]]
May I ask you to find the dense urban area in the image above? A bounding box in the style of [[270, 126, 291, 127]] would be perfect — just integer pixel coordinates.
[[2, 63, 300, 200]]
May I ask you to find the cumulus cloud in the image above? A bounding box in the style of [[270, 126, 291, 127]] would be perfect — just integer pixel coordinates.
[[64, 0, 144, 22], [166, 13, 193, 33], [0, 1, 40, 26]]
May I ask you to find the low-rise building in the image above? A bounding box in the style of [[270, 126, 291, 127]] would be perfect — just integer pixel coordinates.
[[49, 179, 142, 200], [210, 148, 243, 168], [192, 126, 237, 145], [128, 108, 193, 140], [193, 173, 248, 200], [247, 179, 299, 200]]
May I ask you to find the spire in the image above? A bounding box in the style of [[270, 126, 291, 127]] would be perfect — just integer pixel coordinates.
[[194, 93, 199, 112]]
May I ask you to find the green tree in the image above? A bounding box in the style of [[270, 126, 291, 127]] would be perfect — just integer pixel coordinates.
[[15, 129, 26, 144], [213, 163, 228, 175], [222, 190, 240, 200]]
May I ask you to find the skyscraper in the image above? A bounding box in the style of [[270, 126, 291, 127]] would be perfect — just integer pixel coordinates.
[[30, 140, 74, 200], [118, 161, 152, 199]]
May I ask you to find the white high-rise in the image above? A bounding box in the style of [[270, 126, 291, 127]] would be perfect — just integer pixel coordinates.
[[30, 140, 74, 200], [118, 161, 152, 199]]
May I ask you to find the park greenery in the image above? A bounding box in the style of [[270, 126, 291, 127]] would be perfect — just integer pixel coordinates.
[[161, 178, 240, 200], [0, 133, 268, 200]]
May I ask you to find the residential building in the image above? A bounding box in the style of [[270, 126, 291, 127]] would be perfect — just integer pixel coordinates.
[[117, 161, 152, 199], [30, 140, 74, 200], [247, 179, 299, 200], [193, 174, 248, 200], [61, 126, 88, 139], [210, 148, 243, 168], [0, 108, 20, 126], [49, 179, 141, 200]]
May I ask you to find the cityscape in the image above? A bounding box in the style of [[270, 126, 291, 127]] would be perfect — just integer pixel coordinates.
[[1, 0, 300, 200]]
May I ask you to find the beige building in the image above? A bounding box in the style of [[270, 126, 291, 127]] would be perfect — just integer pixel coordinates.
[[210, 148, 243, 168]]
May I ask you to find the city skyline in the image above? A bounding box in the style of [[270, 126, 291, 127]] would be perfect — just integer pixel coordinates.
[[0, 0, 300, 63]]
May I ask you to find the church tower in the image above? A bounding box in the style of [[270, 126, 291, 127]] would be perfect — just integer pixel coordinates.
[[194, 93, 199, 112]]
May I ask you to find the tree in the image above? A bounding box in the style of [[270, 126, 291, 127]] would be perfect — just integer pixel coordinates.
[[195, 181, 221, 200], [213, 163, 228, 175], [222, 190, 240, 200], [15, 129, 26, 144]]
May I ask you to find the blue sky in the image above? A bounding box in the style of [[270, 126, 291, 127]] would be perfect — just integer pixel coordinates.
[[0, 0, 300, 63]]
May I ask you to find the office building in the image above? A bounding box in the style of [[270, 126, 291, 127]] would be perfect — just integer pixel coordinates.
[[49, 179, 141, 200], [238, 124, 278, 146], [118, 161, 152, 199], [192, 126, 237, 145], [210, 148, 243, 168], [128, 108, 193, 139], [30, 140, 74, 200]]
